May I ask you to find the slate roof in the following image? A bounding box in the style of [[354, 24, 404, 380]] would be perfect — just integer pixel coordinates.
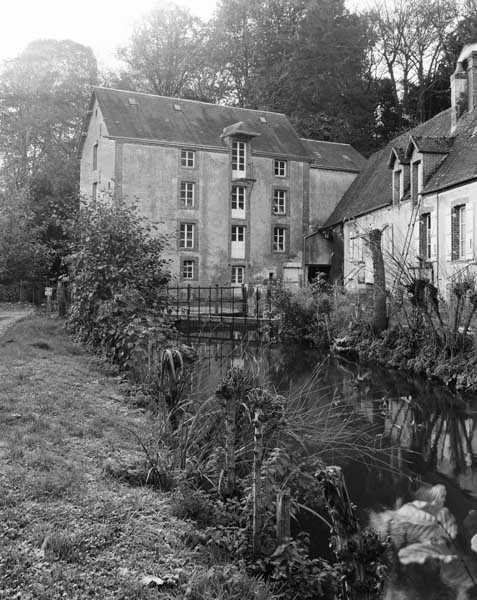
[[80, 87, 311, 159], [301, 139, 365, 172], [323, 107, 477, 227], [408, 135, 453, 155]]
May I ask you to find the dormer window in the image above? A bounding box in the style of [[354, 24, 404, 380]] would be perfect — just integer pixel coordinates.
[[232, 140, 246, 177]]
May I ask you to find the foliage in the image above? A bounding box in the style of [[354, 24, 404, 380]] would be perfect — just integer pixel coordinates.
[[0, 39, 97, 281], [67, 199, 174, 372], [271, 276, 334, 348]]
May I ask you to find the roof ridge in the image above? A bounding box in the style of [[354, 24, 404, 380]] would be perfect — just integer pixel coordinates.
[[301, 138, 352, 147], [93, 86, 287, 117]]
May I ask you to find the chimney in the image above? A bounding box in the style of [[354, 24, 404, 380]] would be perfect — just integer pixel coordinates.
[[451, 43, 477, 131]]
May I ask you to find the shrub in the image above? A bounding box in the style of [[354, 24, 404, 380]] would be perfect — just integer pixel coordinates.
[[67, 199, 174, 373]]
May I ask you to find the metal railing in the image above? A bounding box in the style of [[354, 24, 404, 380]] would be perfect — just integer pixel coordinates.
[[165, 284, 275, 334]]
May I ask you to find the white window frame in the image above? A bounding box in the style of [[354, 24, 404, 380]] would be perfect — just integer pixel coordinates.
[[231, 265, 244, 284], [182, 259, 195, 279], [231, 225, 245, 242], [421, 212, 432, 260], [273, 226, 286, 253], [180, 181, 195, 207], [274, 159, 287, 177], [273, 189, 287, 215], [179, 223, 195, 249], [181, 149, 195, 168], [232, 141, 246, 173]]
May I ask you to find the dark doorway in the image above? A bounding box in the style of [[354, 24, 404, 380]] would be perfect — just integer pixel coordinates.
[[307, 265, 330, 283]]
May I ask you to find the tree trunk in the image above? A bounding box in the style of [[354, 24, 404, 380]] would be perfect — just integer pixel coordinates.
[[368, 228, 387, 333]]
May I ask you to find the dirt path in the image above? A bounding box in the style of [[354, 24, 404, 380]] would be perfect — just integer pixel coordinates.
[[0, 304, 35, 337]]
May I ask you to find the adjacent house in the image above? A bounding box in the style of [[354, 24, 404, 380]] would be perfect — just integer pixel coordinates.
[[78, 87, 363, 287], [323, 44, 477, 295]]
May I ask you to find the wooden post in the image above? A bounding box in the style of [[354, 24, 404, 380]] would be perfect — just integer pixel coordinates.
[[276, 488, 291, 544], [224, 394, 237, 496], [252, 406, 264, 556]]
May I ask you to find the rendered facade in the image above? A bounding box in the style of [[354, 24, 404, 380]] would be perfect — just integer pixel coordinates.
[[324, 44, 477, 295], [79, 87, 364, 286]]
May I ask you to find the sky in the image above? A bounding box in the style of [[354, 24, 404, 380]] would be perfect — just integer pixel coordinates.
[[0, 0, 218, 69], [0, 0, 369, 70]]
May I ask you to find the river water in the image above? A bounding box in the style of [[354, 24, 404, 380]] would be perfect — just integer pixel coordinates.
[[182, 335, 477, 600]]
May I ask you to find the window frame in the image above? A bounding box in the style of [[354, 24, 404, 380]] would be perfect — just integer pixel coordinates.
[[272, 188, 288, 215], [231, 185, 246, 212], [180, 181, 195, 208], [180, 149, 196, 169], [452, 204, 466, 260], [274, 159, 287, 177], [420, 212, 432, 260], [231, 265, 245, 285], [273, 225, 288, 253], [231, 224, 245, 242], [232, 140, 246, 174], [181, 258, 197, 281], [179, 222, 197, 250]]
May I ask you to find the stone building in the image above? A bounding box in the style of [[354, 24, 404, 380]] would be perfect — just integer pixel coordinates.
[[322, 44, 477, 295], [79, 87, 363, 286]]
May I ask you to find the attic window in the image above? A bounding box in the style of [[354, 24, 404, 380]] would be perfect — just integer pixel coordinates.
[[342, 154, 352, 161], [173, 103, 182, 111], [314, 151, 322, 159], [128, 98, 138, 106], [259, 116, 267, 123]]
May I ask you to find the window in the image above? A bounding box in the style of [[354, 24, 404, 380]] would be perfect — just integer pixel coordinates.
[[92, 182, 97, 203], [180, 181, 195, 207], [452, 204, 466, 260], [232, 141, 246, 173], [181, 149, 195, 168], [231, 186, 246, 218], [393, 170, 401, 204], [350, 235, 363, 262], [231, 225, 245, 242], [274, 159, 287, 177], [411, 161, 420, 205], [273, 227, 287, 253], [182, 259, 195, 279], [273, 189, 287, 215], [179, 223, 195, 249], [231, 266, 244, 284], [93, 142, 98, 171], [420, 213, 432, 260]]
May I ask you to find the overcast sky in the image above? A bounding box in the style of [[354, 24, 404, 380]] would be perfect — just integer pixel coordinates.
[[0, 0, 368, 70], [0, 0, 217, 69]]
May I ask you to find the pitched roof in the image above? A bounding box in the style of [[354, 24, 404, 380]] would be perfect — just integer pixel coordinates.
[[407, 135, 453, 155], [323, 107, 466, 227], [301, 139, 365, 172], [80, 87, 311, 159]]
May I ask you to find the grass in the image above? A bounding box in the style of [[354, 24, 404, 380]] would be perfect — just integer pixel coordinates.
[[0, 314, 210, 599]]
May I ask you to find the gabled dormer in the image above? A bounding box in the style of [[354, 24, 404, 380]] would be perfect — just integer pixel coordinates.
[[405, 136, 452, 204], [388, 147, 409, 204], [221, 121, 260, 181]]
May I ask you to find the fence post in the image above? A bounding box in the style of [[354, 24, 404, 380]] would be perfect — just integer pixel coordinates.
[[187, 284, 191, 334], [215, 284, 219, 316], [276, 488, 291, 544], [242, 284, 248, 317]]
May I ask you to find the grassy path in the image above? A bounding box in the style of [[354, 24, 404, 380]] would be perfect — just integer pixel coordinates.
[[0, 315, 199, 599]]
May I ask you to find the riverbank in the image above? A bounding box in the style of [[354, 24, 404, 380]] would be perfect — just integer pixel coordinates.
[[0, 315, 245, 599]]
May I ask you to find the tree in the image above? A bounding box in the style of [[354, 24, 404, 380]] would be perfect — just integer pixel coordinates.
[[116, 2, 207, 98], [0, 39, 97, 281]]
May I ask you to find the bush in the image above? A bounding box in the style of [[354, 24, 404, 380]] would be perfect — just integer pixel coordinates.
[[66, 199, 174, 372]]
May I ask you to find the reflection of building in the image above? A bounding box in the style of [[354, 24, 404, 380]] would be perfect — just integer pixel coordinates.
[[79, 87, 363, 286], [322, 44, 477, 294]]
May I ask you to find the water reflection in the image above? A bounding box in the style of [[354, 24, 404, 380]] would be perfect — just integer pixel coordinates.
[[181, 336, 477, 599]]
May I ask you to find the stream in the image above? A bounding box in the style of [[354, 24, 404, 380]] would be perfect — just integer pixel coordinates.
[[182, 334, 477, 600]]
